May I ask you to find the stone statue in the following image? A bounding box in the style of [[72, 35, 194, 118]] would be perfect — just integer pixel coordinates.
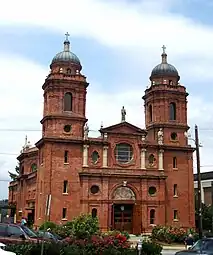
[[103, 133, 108, 140], [84, 123, 89, 140], [157, 128, 163, 145], [121, 106, 126, 122]]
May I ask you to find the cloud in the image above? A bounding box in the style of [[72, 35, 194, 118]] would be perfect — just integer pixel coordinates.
[[0, 0, 213, 199]]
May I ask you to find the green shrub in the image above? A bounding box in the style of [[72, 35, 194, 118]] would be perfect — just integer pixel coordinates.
[[142, 241, 162, 255], [71, 213, 99, 239], [53, 221, 73, 238], [151, 225, 198, 243], [39, 221, 57, 231]]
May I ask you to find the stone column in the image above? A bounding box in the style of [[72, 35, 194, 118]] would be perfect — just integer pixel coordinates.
[[140, 148, 146, 169], [158, 149, 164, 170], [83, 145, 89, 167], [103, 146, 108, 168]]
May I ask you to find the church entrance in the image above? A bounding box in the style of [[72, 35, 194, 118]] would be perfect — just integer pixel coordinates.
[[113, 204, 133, 233]]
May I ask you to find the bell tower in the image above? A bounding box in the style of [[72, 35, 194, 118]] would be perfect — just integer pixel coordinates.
[[143, 45, 189, 146], [35, 33, 89, 226], [41, 32, 89, 139]]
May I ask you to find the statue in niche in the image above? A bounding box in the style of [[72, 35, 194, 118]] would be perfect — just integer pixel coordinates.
[[112, 187, 136, 201], [157, 128, 163, 145], [84, 123, 89, 140]]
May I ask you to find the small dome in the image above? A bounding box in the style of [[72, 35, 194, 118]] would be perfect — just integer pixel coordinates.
[[151, 63, 178, 77], [52, 51, 81, 65], [51, 33, 81, 66], [150, 45, 179, 78]]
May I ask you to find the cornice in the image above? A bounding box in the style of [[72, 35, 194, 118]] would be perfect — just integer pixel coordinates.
[[79, 172, 167, 179], [35, 137, 84, 148], [146, 123, 190, 130], [143, 89, 188, 100], [40, 115, 87, 124]]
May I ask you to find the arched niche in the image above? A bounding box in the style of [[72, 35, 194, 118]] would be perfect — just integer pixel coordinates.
[[112, 186, 136, 201]]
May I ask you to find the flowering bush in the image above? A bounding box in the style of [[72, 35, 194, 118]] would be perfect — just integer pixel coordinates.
[[151, 225, 197, 243]]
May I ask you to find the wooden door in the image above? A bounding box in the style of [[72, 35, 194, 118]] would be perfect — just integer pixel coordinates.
[[113, 204, 133, 233]]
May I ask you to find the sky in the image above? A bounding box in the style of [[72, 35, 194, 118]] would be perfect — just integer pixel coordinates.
[[0, 0, 213, 199]]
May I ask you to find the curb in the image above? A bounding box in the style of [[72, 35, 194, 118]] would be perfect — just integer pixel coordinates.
[[162, 246, 185, 250]]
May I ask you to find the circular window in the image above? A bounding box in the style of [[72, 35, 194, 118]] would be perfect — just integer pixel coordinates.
[[171, 132, 177, 140], [149, 186, 157, 196], [115, 143, 133, 164], [64, 125, 72, 133], [90, 185, 99, 194]]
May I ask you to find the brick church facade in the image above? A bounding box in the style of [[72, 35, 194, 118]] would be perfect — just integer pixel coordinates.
[[8, 36, 195, 233]]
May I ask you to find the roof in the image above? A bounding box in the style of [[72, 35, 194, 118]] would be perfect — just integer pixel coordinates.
[[100, 121, 146, 135], [194, 171, 213, 181]]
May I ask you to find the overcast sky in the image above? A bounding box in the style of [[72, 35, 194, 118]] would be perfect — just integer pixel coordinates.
[[0, 0, 213, 199]]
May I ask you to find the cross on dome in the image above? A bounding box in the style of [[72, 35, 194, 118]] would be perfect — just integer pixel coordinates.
[[64, 32, 70, 51], [162, 45, 166, 54], [65, 32, 70, 41]]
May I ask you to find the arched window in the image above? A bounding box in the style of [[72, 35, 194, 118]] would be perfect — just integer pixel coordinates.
[[149, 105, 152, 122], [92, 208, 97, 218], [67, 68, 71, 74], [169, 102, 176, 120], [64, 93, 72, 111], [150, 209, 155, 224], [173, 157, 177, 168]]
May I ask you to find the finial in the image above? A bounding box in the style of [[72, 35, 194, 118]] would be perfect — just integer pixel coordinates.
[[100, 121, 103, 129], [65, 32, 70, 41], [25, 135, 27, 146], [161, 45, 167, 64], [121, 106, 126, 122], [162, 45, 166, 54], [64, 32, 70, 52]]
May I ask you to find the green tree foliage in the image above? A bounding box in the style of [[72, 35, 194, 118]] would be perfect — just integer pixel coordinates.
[[8, 165, 20, 181]]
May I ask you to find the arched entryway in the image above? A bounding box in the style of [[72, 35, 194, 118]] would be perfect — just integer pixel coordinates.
[[111, 186, 136, 233]]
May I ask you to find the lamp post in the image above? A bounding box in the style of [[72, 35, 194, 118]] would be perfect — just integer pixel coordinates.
[[137, 239, 142, 255], [185, 125, 203, 239]]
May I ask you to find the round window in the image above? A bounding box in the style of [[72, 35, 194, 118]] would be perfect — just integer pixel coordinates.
[[149, 186, 157, 196], [115, 143, 133, 164], [90, 185, 99, 194], [64, 125, 72, 133], [171, 132, 177, 140]]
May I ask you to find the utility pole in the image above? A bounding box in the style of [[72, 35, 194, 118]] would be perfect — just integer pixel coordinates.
[[195, 124, 203, 239], [211, 181, 213, 233]]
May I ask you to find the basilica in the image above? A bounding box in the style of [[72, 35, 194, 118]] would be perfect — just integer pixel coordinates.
[[8, 35, 195, 233]]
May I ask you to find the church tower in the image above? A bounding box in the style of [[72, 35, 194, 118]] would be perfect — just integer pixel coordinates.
[[35, 33, 89, 225], [143, 45, 188, 146], [143, 46, 195, 227]]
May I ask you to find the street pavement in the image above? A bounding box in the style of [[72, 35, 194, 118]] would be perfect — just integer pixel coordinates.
[[162, 249, 181, 255]]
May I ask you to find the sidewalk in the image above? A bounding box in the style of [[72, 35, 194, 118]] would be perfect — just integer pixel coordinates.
[[129, 235, 185, 250]]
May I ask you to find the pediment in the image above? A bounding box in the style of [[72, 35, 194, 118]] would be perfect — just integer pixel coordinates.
[[100, 121, 146, 135]]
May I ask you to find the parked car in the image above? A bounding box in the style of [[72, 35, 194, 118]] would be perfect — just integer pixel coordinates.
[[36, 230, 62, 242], [0, 242, 16, 255], [175, 238, 213, 255]]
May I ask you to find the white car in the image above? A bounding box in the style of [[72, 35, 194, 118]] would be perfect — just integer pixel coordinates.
[[0, 243, 16, 255]]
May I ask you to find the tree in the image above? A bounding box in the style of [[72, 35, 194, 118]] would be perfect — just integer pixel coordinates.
[[8, 165, 20, 181]]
